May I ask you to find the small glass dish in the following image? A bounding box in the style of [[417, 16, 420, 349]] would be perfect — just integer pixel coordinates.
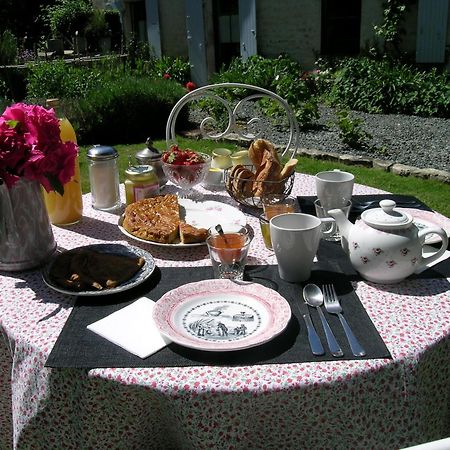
[[162, 152, 211, 199]]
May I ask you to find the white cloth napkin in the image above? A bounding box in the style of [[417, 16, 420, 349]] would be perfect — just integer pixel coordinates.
[[87, 297, 171, 359]]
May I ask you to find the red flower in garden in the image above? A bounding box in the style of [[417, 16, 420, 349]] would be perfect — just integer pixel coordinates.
[[0, 103, 78, 193], [185, 81, 197, 92], [163, 73, 171, 79]]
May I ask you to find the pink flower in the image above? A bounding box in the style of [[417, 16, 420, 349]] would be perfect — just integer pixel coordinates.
[[163, 73, 171, 79], [0, 103, 78, 192], [185, 81, 197, 92]]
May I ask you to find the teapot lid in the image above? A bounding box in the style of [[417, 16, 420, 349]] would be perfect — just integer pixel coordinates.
[[361, 200, 413, 229]]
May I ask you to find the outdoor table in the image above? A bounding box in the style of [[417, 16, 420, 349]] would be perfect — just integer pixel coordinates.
[[1, 173, 449, 449]]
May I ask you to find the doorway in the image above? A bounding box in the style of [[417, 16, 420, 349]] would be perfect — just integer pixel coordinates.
[[321, 0, 361, 57], [213, 0, 240, 70]]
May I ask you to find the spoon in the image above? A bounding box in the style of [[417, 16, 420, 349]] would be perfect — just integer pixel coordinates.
[[215, 224, 229, 246], [303, 284, 343, 357]]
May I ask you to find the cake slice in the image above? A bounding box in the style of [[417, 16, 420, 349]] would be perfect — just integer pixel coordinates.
[[122, 194, 180, 244], [179, 222, 208, 244]]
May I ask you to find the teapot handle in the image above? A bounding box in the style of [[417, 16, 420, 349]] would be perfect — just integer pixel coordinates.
[[415, 226, 449, 273]]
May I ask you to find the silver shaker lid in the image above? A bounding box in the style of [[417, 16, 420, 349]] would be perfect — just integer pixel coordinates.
[[87, 145, 118, 161]]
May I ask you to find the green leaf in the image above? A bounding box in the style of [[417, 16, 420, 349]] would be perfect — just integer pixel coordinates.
[[45, 173, 64, 196], [6, 119, 19, 129]]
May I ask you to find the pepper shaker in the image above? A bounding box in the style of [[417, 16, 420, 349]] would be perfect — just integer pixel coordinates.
[[135, 137, 167, 186], [87, 145, 121, 211]]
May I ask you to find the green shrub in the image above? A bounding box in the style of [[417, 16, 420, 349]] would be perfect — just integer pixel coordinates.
[[42, 0, 92, 40], [0, 67, 27, 101], [26, 60, 102, 100], [212, 55, 319, 128], [0, 30, 18, 65], [149, 56, 191, 84], [67, 78, 187, 144], [334, 108, 372, 148], [326, 56, 450, 118]]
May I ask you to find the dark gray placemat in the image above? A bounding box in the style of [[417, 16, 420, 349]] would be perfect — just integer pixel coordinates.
[[45, 241, 392, 368], [297, 193, 433, 223]]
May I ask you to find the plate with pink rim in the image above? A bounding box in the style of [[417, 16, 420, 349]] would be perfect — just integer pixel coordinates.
[[153, 279, 291, 352], [398, 208, 450, 245]]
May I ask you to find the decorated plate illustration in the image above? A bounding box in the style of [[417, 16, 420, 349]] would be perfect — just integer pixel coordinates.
[[42, 243, 155, 296], [153, 279, 291, 351], [118, 199, 246, 247]]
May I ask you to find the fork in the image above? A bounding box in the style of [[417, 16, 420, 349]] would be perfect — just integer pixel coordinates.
[[323, 285, 366, 357]]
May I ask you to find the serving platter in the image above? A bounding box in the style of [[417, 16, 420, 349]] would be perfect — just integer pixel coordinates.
[[118, 199, 246, 247], [153, 279, 291, 351], [42, 243, 155, 296], [398, 208, 450, 245]]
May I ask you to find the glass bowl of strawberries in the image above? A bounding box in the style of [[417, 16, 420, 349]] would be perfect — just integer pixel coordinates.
[[162, 145, 211, 198]]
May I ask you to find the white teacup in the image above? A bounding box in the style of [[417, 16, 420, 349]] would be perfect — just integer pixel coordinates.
[[211, 148, 232, 169], [230, 150, 252, 167], [270, 213, 324, 283], [315, 170, 354, 210]]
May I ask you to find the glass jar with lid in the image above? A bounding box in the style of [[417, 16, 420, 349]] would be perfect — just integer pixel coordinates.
[[124, 165, 160, 205], [87, 145, 121, 211]]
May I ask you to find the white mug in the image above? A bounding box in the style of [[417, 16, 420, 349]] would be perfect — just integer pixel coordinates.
[[270, 213, 324, 283], [211, 148, 232, 169], [315, 170, 354, 210]]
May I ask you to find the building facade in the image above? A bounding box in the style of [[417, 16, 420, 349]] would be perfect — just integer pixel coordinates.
[[117, 0, 450, 85]]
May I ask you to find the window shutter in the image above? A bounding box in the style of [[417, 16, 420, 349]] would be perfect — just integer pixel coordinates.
[[416, 0, 449, 63]]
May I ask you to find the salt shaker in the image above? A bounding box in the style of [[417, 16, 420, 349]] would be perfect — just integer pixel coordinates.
[[87, 145, 121, 211], [135, 137, 167, 186]]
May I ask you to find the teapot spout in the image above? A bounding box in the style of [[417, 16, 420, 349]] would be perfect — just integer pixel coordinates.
[[328, 208, 353, 253]]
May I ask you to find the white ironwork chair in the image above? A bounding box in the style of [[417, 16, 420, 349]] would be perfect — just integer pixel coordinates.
[[165, 82, 299, 160]]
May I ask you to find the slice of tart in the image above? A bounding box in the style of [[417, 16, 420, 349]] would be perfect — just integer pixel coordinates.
[[122, 194, 180, 244], [179, 222, 208, 244]]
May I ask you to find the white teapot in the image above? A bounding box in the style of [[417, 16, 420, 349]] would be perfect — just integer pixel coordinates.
[[328, 200, 448, 284]]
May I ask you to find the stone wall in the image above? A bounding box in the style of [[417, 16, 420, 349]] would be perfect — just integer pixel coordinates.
[[256, 0, 321, 69]]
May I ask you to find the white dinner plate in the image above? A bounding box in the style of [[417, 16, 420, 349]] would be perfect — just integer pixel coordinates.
[[398, 208, 450, 245], [153, 279, 291, 352], [42, 243, 155, 296], [118, 199, 247, 247]]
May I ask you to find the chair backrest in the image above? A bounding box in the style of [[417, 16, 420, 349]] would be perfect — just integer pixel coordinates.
[[165, 82, 299, 160]]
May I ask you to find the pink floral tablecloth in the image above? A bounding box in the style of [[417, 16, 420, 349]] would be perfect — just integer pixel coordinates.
[[1, 174, 449, 449]]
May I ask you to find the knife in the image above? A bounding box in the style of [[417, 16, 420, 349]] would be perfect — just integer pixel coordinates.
[[301, 303, 325, 356]]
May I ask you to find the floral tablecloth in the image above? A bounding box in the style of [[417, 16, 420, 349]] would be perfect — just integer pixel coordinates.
[[1, 174, 449, 449]]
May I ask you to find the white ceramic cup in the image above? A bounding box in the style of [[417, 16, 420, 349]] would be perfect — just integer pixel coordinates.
[[230, 150, 252, 167], [270, 213, 323, 283], [211, 148, 232, 169], [315, 170, 354, 210]]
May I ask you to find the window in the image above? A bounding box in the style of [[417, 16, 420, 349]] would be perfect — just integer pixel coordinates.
[[321, 0, 361, 56], [213, 0, 240, 69]]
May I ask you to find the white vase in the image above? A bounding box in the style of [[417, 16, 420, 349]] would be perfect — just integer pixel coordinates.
[[0, 178, 57, 271]]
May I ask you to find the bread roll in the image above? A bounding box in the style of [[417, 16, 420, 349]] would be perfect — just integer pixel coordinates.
[[280, 158, 298, 179]]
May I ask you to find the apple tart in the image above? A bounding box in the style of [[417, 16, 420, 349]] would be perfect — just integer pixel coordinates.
[[122, 194, 208, 244]]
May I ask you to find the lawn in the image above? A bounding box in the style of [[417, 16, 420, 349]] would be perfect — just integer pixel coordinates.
[[78, 137, 450, 218]]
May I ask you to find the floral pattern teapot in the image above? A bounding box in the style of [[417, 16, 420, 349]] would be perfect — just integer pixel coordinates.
[[328, 200, 448, 284]]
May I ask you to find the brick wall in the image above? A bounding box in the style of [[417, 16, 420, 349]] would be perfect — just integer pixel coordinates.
[[256, 0, 321, 70]]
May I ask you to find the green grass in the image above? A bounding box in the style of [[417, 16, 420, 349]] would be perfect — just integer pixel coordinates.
[[78, 137, 450, 218]]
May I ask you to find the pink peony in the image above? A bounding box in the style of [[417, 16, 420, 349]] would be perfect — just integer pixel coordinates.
[[0, 103, 78, 192], [185, 81, 197, 92]]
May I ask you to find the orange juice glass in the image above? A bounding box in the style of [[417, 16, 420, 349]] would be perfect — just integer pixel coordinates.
[[206, 226, 251, 280], [262, 195, 296, 220], [42, 116, 83, 225]]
